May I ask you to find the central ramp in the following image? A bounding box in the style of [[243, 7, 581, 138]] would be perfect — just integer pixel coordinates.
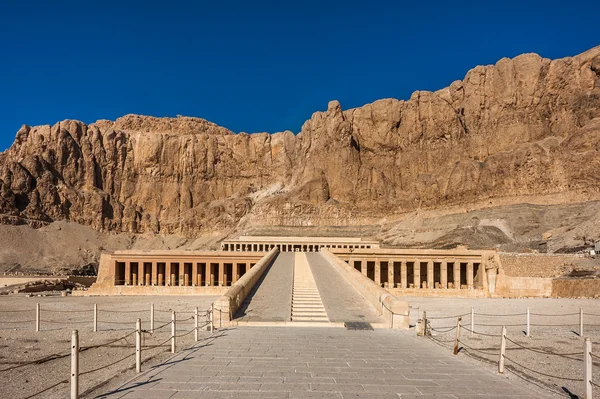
[[291, 253, 328, 322], [306, 252, 387, 326]]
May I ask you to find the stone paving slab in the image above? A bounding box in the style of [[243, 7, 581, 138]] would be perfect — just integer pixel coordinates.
[[306, 253, 386, 324], [234, 253, 294, 322], [97, 327, 545, 398]]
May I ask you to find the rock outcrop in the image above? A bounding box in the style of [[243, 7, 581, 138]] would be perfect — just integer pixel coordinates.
[[1, 46, 599, 236]]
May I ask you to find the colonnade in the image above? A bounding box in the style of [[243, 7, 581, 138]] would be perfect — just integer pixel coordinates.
[[221, 242, 374, 252], [347, 258, 481, 290], [114, 260, 256, 287]]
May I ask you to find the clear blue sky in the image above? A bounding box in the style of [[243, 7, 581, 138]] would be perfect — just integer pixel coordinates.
[[1, 0, 598, 151]]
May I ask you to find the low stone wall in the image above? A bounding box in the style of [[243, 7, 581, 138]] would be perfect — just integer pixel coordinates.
[[320, 249, 409, 329], [493, 274, 553, 298], [212, 247, 279, 327], [552, 278, 600, 298]]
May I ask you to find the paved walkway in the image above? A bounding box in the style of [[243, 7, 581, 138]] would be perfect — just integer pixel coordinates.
[[306, 253, 385, 325], [234, 253, 294, 322], [99, 327, 543, 398]]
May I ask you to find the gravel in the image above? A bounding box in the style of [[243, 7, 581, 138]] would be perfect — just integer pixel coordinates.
[[0, 294, 218, 398], [401, 296, 600, 398]]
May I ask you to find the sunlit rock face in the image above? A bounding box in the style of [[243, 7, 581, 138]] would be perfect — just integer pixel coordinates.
[[1, 46, 599, 235]]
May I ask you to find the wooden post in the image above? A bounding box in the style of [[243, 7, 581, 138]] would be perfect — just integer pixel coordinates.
[[93, 304, 97, 332], [498, 326, 507, 374], [171, 311, 176, 354], [194, 307, 199, 342], [453, 317, 462, 355], [210, 304, 214, 333], [71, 330, 79, 399], [580, 308, 584, 337], [36, 303, 40, 332], [470, 307, 474, 336], [150, 303, 154, 332], [526, 307, 530, 337], [136, 319, 141, 373], [584, 338, 592, 399], [422, 311, 428, 337]]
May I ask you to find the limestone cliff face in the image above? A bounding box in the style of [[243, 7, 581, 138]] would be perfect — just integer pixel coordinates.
[[1, 47, 599, 235]]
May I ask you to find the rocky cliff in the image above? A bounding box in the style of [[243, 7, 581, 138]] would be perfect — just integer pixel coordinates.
[[1, 46, 599, 237]]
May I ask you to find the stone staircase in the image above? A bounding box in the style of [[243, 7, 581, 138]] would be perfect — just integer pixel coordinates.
[[291, 253, 329, 322]]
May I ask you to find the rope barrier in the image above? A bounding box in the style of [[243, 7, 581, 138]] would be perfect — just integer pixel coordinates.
[[148, 320, 172, 331], [0, 309, 31, 313], [474, 312, 526, 317], [0, 351, 70, 372], [462, 326, 501, 337], [591, 381, 600, 388], [175, 328, 197, 338], [457, 340, 500, 356], [503, 355, 583, 381], [23, 379, 68, 398], [427, 335, 456, 344], [472, 323, 526, 327], [98, 309, 145, 314], [504, 336, 584, 357], [0, 319, 35, 323], [42, 308, 89, 313], [430, 325, 457, 333], [591, 352, 600, 360], [97, 320, 136, 325], [530, 312, 580, 317], [40, 319, 90, 324], [528, 323, 581, 327], [584, 313, 600, 317], [426, 313, 469, 320], [80, 331, 136, 351], [142, 335, 173, 350], [79, 351, 135, 376]]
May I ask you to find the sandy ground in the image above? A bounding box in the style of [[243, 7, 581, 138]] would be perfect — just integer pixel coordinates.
[[400, 296, 600, 398], [0, 294, 218, 399]]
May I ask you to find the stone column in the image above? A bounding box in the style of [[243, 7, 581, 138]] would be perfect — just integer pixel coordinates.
[[374, 260, 381, 285], [219, 263, 225, 286], [124, 262, 131, 285], [467, 262, 474, 289], [361, 260, 367, 276], [413, 262, 420, 288], [232, 263, 239, 284], [192, 263, 198, 286], [223, 264, 229, 286], [388, 260, 395, 288], [152, 262, 158, 286], [427, 261, 434, 289], [171, 264, 177, 287], [210, 264, 215, 286], [400, 261, 407, 289], [453, 261, 460, 289], [137, 263, 144, 286], [441, 261, 448, 289], [205, 263, 211, 286], [183, 264, 189, 286], [158, 268, 164, 286], [144, 264, 150, 286], [165, 263, 171, 286]]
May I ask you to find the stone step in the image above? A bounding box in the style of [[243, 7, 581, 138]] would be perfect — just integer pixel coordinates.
[[292, 316, 330, 321], [293, 310, 326, 314]]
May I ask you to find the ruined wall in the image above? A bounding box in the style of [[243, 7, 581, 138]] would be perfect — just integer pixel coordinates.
[[551, 278, 600, 298], [498, 253, 585, 277]]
